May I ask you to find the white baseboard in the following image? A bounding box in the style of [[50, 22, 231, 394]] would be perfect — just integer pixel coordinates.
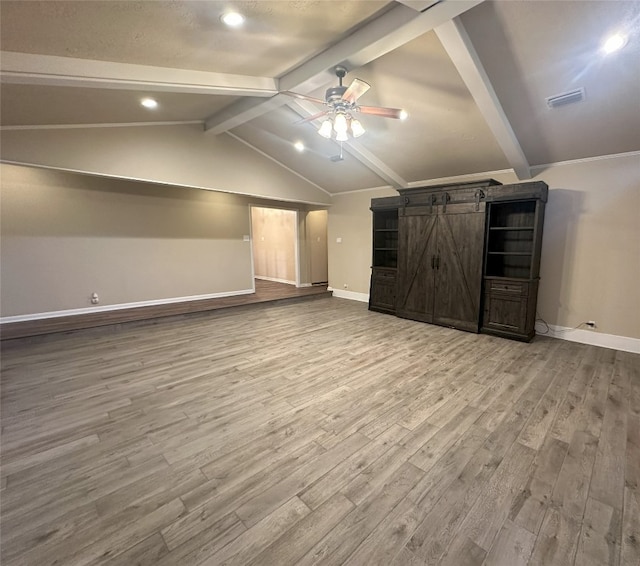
[[0, 288, 255, 323], [255, 276, 296, 286], [536, 323, 640, 354], [329, 288, 369, 303]]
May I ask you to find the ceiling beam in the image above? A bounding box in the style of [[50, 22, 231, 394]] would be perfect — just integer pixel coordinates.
[[393, 1, 442, 14], [205, 0, 485, 134], [287, 99, 408, 190], [434, 19, 531, 180], [0, 51, 277, 97]]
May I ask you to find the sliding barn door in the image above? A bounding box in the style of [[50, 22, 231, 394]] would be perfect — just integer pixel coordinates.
[[396, 207, 437, 323], [433, 203, 486, 332]]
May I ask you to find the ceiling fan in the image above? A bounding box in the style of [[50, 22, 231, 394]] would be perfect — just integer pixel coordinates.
[[282, 66, 407, 142]]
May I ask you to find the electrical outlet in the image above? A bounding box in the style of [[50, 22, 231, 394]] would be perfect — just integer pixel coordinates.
[[586, 320, 596, 328], [343, 284, 348, 289], [91, 292, 99, 305]]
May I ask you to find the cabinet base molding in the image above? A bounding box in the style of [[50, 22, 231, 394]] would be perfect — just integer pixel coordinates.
[[357, 292, 639, 353], [481, 327, 534, 342]]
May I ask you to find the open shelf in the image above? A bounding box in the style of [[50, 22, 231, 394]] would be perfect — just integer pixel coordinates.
[[372, 209, 399, 268], [488, 251, 533, 256], [489, 200, 536, 228], [485, 200, 539, 279], [489, 226, 534, 231]]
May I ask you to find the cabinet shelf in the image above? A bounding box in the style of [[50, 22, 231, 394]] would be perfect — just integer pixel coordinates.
[[371, 207, 399, 270], [489, 226, 534, 231], [488, 251, 533, 256], [485, 199, 538, 281]]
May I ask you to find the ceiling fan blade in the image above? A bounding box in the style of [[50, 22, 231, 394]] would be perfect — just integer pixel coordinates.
[[281, 91, 325, 105], [358, 106, 405, 119], [342, 79, 371, 103], [295, 110, 329, 124]]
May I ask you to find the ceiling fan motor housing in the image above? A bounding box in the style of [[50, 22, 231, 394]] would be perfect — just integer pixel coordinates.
[[326, 86, 348, 104]]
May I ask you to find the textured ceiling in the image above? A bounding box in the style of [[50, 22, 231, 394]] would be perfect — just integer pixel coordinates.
[[1, 0, 638, 195], [461, 0, 640, 166], [0, 0, 389, 75], [0, 84, 236, 126]]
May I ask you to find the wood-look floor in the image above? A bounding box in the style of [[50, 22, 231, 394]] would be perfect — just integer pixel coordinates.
[[1, 297, 638, 565]]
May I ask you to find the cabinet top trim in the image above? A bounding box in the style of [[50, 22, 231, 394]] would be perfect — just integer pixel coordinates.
[[397, 178, 501, 195], [372, 181, 549, 210]]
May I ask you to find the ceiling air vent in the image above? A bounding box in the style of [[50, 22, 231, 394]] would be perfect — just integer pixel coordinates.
[[545, 88, 585, 109]]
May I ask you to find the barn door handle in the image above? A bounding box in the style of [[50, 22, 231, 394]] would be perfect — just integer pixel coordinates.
[[431, 255, 436, 269]]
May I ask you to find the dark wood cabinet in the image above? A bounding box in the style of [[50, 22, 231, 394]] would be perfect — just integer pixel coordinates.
[[481, 193, 546, 341], [369, 268, 397, 314], [396, 202, 485, 332], [482, 278, 534, 336], [369, 202, 399, 314], [369, 180, 547, 341]]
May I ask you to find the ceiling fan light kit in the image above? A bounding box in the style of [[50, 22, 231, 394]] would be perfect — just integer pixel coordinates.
[[283, 66, 406, 143], [318, 120, 333, 138], [350, 119, 365, 138]]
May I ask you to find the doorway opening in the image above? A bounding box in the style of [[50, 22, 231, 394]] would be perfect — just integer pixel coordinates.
[[249, 206, 328, 290], [250, 206, 299, 286]]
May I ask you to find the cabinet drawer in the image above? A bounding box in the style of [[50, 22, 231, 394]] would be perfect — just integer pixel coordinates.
[[372, 268, 397, 281], [489, 280, 528, 296]]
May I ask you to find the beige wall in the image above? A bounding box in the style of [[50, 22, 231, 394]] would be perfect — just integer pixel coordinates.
[[328, 153, 640, 339], [328, 187, 396, 294], [3, 152, 637, 341], [307, 210, 328, 284], [0, 164, 313, 317], [251, 207, 297, 284], [0, 123, 331, 205]]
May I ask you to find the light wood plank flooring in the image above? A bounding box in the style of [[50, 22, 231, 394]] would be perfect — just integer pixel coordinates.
[[1, 297, 638, 565]]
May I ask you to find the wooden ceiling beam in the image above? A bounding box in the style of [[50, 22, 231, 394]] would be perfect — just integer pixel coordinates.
[[0, 51, 277, 97], [435, 18, 531, 180], [204, 0, 485, 134]]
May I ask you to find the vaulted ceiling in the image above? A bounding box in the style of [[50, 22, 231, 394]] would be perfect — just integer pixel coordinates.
[[1, 0, 639, 195]]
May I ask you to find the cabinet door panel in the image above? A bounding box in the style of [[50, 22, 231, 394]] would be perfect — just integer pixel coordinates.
[[396, 212, 437, 322], [369, 269, 397, 313], [433, 204, 485, 331], [483, 292, 528, 335]]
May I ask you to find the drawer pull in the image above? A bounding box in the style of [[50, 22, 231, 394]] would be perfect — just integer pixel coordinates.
[[489, 281, 528, 297]]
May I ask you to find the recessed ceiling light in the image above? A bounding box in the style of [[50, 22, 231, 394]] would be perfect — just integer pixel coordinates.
[[221, 11, 245, 27], [602, 33, 627, 54], [399, 110, 409, 121], [294, 141, 305, 152], [141, 97, 158, 109]]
